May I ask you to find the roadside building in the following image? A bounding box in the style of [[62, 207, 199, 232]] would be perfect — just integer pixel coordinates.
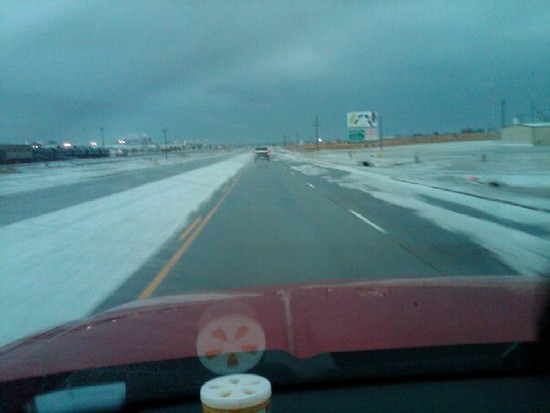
[[501, 123, 550, 146]]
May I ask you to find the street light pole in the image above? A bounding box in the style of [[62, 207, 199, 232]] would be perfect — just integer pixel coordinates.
[[100, 127, 105, 148], [163, 129, 168, 160]]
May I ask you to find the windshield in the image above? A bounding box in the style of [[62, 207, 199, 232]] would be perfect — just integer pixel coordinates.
[[1, 0, 549, 410]]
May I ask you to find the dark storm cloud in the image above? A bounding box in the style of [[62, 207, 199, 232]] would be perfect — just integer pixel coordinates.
[[1, 0, 549, 144]]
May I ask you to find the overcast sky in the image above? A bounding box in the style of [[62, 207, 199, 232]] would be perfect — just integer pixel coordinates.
[[1, 0, 549, 145]]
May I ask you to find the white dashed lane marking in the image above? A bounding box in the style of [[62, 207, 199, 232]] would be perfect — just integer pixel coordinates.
[[349, 210, 388, 234]]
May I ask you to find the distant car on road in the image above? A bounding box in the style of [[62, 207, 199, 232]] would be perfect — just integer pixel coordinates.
[[253, 147, 270, 161]]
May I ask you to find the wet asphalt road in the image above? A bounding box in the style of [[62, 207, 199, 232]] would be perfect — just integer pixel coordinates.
[[95, 154, 514, 313]]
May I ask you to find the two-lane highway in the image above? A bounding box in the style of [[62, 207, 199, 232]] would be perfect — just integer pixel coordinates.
[[95, 155, 514, 312]]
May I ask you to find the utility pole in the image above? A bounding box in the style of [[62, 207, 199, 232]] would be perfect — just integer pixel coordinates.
[[313, 115, 320, 151], [379, 115, 383, 151], [100, 127, 105, 148], [501, 100, 506, 129], [163, 129, 168, 160]]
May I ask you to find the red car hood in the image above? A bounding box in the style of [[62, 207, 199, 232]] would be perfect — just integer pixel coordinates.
[[0, 276, 548, 382]]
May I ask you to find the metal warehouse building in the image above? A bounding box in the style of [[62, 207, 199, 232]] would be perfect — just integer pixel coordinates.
[[501, 123, 550, 145]]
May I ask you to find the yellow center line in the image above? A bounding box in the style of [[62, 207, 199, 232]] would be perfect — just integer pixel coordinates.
[[177, 215, 202, 242], [138, 172, 243, 300]]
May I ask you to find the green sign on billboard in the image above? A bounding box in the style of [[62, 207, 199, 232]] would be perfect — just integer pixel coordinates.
[[348, 129, 364, 140]]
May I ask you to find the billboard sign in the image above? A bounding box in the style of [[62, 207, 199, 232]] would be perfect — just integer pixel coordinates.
[[347, 111, 378, 128], [348, 111, 379, 140]]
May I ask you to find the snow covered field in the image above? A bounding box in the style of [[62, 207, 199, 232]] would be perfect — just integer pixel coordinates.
[[279, 141, 550, 277], [285, 141, 550, 209], [0, 153, 250, 346]]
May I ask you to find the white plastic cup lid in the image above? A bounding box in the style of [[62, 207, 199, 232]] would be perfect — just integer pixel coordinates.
[[200, 374, 271, 410]]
